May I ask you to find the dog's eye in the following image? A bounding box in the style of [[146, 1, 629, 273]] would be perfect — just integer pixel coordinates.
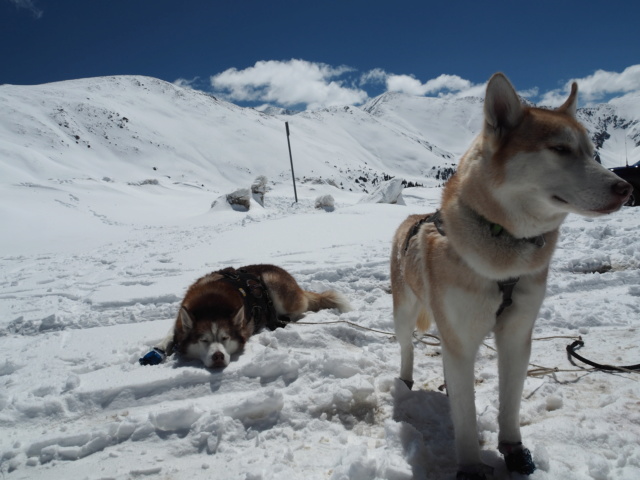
[[549, 145, 571, 155], [221, 336, 230, 342], [199, 338, 210, 344]]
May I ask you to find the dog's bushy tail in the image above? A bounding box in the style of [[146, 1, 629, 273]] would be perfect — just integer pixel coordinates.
[[416, 308, 431, 332], [304, 290, 352, 313]]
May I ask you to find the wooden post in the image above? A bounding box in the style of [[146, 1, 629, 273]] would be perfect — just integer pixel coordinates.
[[285, 121, 298, 203]]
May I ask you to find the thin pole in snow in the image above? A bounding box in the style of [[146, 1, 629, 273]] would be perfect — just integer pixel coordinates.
[[285, 121, 298, 203], [625, 134, 629, 167]]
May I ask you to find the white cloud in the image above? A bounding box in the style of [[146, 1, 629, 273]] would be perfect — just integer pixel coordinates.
[[540, 65, 640, 107], [210, 63, 488, 109], [210, 59, 368, 110], [173, 77, 199, 90], [359, 68, 388, 86], [385, 74, 426, 95], [386, 73, 474, 96], [382, 66, 640, 106], [207, 61, 640, 110], [423, 74, 473, 95], [7, 0, 42, 18], [518, 87, 539, 99], [362, 70, 487, 99]]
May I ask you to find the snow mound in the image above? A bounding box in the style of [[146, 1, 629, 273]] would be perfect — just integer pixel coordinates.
[[359, 178, 405, 205], [315, 194, 335, 211]]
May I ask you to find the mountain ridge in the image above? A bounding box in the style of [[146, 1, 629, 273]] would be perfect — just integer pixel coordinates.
[[1, 75, 639, 195]]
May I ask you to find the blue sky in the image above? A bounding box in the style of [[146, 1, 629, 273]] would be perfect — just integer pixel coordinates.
[[2, 0, 640, 110]]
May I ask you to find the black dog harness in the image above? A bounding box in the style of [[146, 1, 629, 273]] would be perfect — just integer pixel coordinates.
[[404, 210, 545, 317], [146, 268, 281, 363], [216, 267, 284, 330]]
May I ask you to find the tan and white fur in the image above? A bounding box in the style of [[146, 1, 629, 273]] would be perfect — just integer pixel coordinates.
[[155, 264, 351, 368], [391, 73, 631, 476]]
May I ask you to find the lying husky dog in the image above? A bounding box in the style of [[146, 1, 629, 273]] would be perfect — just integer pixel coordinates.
[[391, 73, 631, 479], [140, 264, 351, 368]]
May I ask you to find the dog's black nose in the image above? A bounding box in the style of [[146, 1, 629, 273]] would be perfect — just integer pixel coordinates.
[[212, 351, 225, 366], [613, 180, 632, 200]]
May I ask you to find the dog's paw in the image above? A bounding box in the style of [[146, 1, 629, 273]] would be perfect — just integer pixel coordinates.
[[499, 442, 536, 475], [456, 464, 494, 480], [455, 473, 488, 480], [139, 347, 166, 366], [401, 378, 414, 390]]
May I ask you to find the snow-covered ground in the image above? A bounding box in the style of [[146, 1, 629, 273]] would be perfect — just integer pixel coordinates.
[[2, 182, 640, 480], [1, 77, 640, 479]]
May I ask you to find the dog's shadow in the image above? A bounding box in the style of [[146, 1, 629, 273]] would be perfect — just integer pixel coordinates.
[[392, 379, 504, 479]]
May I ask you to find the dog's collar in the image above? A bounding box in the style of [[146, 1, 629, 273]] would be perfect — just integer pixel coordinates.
[[406, 209, 545, 249], [461, 205, 547, 248], [489, 222, 504, 237], [486, 218, 546, 248]]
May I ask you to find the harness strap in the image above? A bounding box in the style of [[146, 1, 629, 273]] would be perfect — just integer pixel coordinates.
[[217, 267, 283, 330], [405, 210, 522, 317], [496, 278, 519, 317], [404, 211, 444, 252]]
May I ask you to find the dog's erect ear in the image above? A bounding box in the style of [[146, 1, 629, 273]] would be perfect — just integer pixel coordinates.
[[484, 72, 523, 136], [178, 307, 194, 333], [232, 306, 245, 326], [556, 82, 578, 117]]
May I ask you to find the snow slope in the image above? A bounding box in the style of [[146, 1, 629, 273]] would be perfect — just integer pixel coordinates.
[[0, 76, 455, 191], [1, 77, 640, 480]]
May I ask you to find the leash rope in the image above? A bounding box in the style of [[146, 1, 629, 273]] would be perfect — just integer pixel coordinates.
[[288, 319, 634, 378], [291, 319, 441, 345], [566, 339, 640, 373], [288, 320, 604, 377], [481, 337, 586, 378]]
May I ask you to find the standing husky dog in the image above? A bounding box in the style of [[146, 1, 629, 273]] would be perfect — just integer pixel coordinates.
[[140, 264, 351, 368], [391, 73, 631, 479]]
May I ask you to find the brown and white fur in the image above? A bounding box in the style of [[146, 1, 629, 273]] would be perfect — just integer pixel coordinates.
[[390, 73, 631, 477], [155, 264, 351, 368]]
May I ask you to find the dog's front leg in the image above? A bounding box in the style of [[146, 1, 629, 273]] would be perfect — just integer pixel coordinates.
[[440, 295, 497, 477], [442, 341, 484, 472], [494, 311, 537, 475], [139, 326, 175, 366], [155, 325, 176, 355], [495, 321, 532, 444]]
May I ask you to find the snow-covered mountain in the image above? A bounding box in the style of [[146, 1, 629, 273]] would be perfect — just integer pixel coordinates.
[[0, 76, 456, 193], [2, 76, 639, 193], [2, 76, 640, 479], [578, 97, 640, 166]]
